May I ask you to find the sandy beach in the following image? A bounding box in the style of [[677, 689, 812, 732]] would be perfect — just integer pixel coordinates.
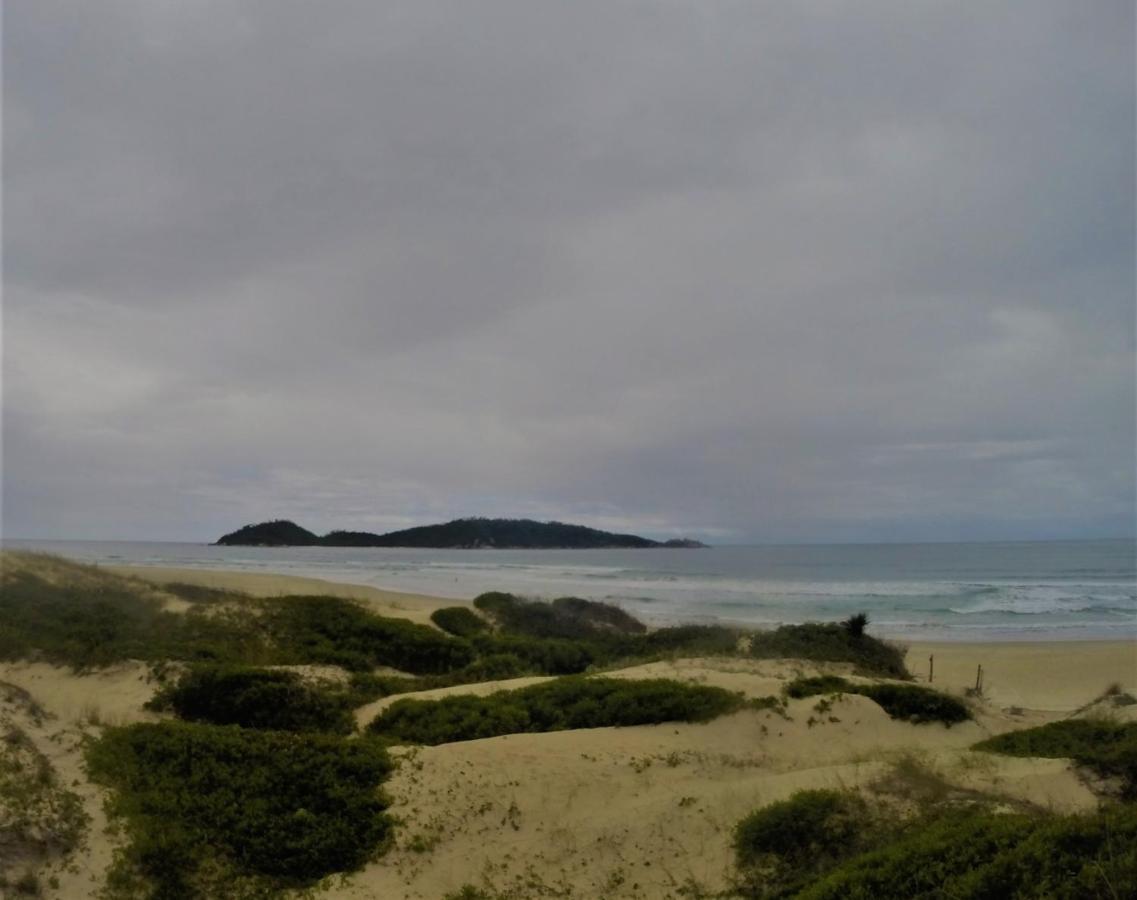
[[2, 562, 1134, 898], [105, 564, 453, 626]]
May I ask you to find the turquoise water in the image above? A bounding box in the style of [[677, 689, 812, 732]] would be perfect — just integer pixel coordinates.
[[6, 538, 1135, 641]]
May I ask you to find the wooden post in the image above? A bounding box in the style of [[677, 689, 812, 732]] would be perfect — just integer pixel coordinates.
[[929, 654, 934, 683], [974, 664, 983, 694]]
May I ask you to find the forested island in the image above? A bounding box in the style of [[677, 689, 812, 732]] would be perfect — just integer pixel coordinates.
[[215, 517, 707, 549]]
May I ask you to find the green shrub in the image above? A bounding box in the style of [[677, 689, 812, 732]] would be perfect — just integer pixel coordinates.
[[752, 623, 908, 678], [0, 568, 273, 670], [472, 634, 596, 675], [472, 592, 518, 616], [842, 612, 869, 638], [454, 653, 528, 681], [859, 684, 970, 726], [473, 592, 648, 641], [951, 803, 1137, 898], [0, 562, 476, 677], [550, 596, 647, 634], [0, 569, 171, 669], [86, 722, 394, 896], [473, 592, 598, 640], [641, 624, 743, 656], [264, 595, 476, 674], [784, 675, 852, 699], [369, 677, 743, 745], [784, 677, 970, 726], [2, 557, 910, 690], [344, 671, 421, 704], [796, 805, 1137, 900], [430, 606, 489, 637], [334, 654, 535, 709], [734, 790, 866, 870], [148, 665, 355, 733], [974, 720, 1137, 798]]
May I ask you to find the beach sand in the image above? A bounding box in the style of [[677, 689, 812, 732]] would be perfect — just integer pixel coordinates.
[[106, 564, 453, 625], [3, 563, 1133, 898]]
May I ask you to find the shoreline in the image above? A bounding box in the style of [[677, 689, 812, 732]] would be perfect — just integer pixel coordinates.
[[110, 562, 1136, 644], [8, 536, 1130, 643], [113, 564, 1135, 712]]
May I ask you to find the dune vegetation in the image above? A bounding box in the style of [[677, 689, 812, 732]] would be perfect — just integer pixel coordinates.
[[784, 675, 972, 726], [146, 664, 357, 733], [6, 552, 1133, 898], [367, 676, 745, 745], [86, 722, 394, 898], [974, 718, 1137, 798], [0, 556, 911, 692], [731, 764, 1137, 899]]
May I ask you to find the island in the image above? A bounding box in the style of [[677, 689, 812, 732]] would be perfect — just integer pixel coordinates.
[[215, 517, 707, 549]]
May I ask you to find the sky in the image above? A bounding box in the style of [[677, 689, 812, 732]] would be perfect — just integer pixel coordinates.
[[3, 1, 1135, 544]]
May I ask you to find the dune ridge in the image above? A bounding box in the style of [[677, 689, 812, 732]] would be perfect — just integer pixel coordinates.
[[0, 557, 1132, 898]]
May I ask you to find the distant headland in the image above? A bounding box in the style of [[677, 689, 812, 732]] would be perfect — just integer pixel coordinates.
[[214, 518, 707, 549]]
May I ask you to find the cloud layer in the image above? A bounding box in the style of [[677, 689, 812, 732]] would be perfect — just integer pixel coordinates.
[[4, 1, 1134, 542]]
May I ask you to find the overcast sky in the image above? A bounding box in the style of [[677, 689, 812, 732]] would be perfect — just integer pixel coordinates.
[[4, 1, 1134, 544]]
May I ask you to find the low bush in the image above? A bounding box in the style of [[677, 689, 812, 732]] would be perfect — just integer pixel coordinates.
[[369, 676, 744, 745], [842, 612, 869, 638], [0, 570, 168, 669], [641, 624, 743, 657], [735, 789, 866, 868], [796, 804, 1137, 900], [453, 653, 528, 681], [550, 596, 647, 634], [751, 623, 908, 678], [344, 671, 420, 701], [148, 665, 355, 733], [430, 606, 489, 637], [0, 560, 477, 677], [859, 683, 970, 726], [473, 591, 648, 641], [473, 592, 601, 640], [263, 595, 476, 674], [784, 677, 970, 726], [974, 719, 1137, 798], [784, 675, 851, 699], [335, 654, 536, 708], [472, 591, 520, 616], [0, 568, 274, 670], [471, 634, 596, 675], [86, 722, 394, 896], [3, 556, 910, 692]]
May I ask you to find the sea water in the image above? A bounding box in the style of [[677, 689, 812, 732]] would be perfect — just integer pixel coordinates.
[[5, 538, 1134, 641]]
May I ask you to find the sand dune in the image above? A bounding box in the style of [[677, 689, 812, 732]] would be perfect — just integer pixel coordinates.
[[107, 564, 452, 625], [2, 564, 1132, 898], [340, 655, 1110, 899]]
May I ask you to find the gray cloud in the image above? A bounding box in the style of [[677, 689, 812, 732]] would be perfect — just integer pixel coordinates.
[[4, 0, 1134, 542]]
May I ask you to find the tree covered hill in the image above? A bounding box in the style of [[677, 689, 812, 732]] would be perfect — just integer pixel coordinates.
[[214, 520, 320, 546], [215, 517, 706, 549]]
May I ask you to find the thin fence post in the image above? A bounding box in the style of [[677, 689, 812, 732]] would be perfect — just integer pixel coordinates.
[[929, 654, 934, 683]]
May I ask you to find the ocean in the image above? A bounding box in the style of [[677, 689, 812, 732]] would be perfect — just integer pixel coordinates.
[[5, 538, 1135, 642]]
